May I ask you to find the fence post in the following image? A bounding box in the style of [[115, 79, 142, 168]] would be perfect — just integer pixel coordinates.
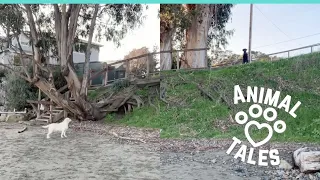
[[103, 64, 108, 86], [146, 54, 150, 77], [311, 46, 313, 53], [125, 59, 130, 79], [288, 51, 290, 58]]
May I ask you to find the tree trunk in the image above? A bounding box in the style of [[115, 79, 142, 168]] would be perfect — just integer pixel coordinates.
[[25, 4, 105, 121], [80, 4, 99, 97], [160, 29, 173, 70], [5, 25, 10, 48], [184, 4, 211, 68]]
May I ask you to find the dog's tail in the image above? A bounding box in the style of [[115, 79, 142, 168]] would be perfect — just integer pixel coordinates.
[[42, 125, 49, 128]]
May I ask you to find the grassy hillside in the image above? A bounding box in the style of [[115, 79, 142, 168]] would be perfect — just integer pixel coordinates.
[[104, 53, 320, 143]]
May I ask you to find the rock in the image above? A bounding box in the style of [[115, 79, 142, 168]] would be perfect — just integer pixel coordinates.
[[296, 173, 304, 179], [260, 176, 270, 180], [277, 170, 285, 177], [294, 147, 320, 173], [6, 114, 26, 122], [211, 159, 216, 163], [309, 174, 315, 180], [279, 160, 293, 170], [0, 115, 6, 122]]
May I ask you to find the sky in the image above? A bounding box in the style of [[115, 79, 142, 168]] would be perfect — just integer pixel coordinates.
[[225, 4, 320, 57], [1, 4, 319, 61], [98, 4, 160, 63], [0, 4, 160, 64]]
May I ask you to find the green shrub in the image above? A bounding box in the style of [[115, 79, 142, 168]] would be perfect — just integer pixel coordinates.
[[4, 72, 38, 110], [112, 79, 130, 91], [52, 67, 67, 90], [4, 66, 67, 110]]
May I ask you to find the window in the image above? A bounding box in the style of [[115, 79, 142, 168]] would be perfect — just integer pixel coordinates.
[[13, 55, 21, 65], [21, 42, 29, 46], [74, 43, 87, 53]]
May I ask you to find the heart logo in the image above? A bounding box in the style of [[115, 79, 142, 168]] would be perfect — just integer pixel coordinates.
[[244, 120, 273, 148]]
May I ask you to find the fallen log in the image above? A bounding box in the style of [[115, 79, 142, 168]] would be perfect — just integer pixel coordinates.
[[197, 84, 215, 101], [110, 132, 146, 143], [293, 147, 320, 173]]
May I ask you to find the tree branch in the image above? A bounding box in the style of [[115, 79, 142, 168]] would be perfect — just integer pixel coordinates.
[[24, 4, 41, 78], [12, 32, 32, 80], [0, 62, 30, 82], [80, 4, 99, 96], [67, 5, 81, 64], [53, 4, 61, 61]]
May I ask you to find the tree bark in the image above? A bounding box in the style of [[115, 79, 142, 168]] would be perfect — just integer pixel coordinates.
[[5, 25, 10, 48], [160, 29, 173, 70], [80, 4, 99, 97], [24, 5, 41, 78], [184, 4, 212, 68]]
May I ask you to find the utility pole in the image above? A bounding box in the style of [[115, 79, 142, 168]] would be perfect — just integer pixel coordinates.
[[248, 4, 253, 62]]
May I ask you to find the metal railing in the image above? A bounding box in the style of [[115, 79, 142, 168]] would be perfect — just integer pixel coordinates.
[[159, 48, 210, 70], [253, 43, 320, 61]]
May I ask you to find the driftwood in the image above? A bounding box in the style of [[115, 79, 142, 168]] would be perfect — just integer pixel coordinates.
[[197, 84, 215, 101], [212, 85, 233, 110], [293, 147, 320, 173], [18, 126, 27, 133], [109, 132, 146, 143]]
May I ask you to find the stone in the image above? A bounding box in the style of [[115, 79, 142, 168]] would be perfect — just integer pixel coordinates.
[[211, 159, 216, 163], [279, 159, 293, 170], [0, 115, 6, 122], [309, 174, 315, 180], [294, 148, 320, 173], [5, 114, 26, 122], [296, 173, 304, 179], [277, 170, 285, 177]]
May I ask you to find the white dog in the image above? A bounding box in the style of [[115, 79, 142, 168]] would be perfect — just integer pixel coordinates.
[[42, 117, 72, 139]]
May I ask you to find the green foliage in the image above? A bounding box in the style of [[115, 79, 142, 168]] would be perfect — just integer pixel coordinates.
[[87, 90, 98, 101], [160, 5, 194, 42], [111, 79, 130, 92], [0, 4, 146, 64], [4, 72, 37, 110], [0, 5, 25, 35], [4, 66, 67, 110], [52, 67, 67, 90], [160, 4, 234, 50], [81, 4, 146, 47], [121, 53, 320, 142]]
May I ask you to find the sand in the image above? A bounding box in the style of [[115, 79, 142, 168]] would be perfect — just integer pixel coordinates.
[[0, 123, 159, 180]]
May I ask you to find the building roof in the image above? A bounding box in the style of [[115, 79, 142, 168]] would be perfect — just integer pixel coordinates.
[[78, 39, 103, 47], [0, 47, 33, 56]]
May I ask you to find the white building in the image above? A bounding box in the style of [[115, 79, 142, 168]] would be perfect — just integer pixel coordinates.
[[0, 32, 103, 65]]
